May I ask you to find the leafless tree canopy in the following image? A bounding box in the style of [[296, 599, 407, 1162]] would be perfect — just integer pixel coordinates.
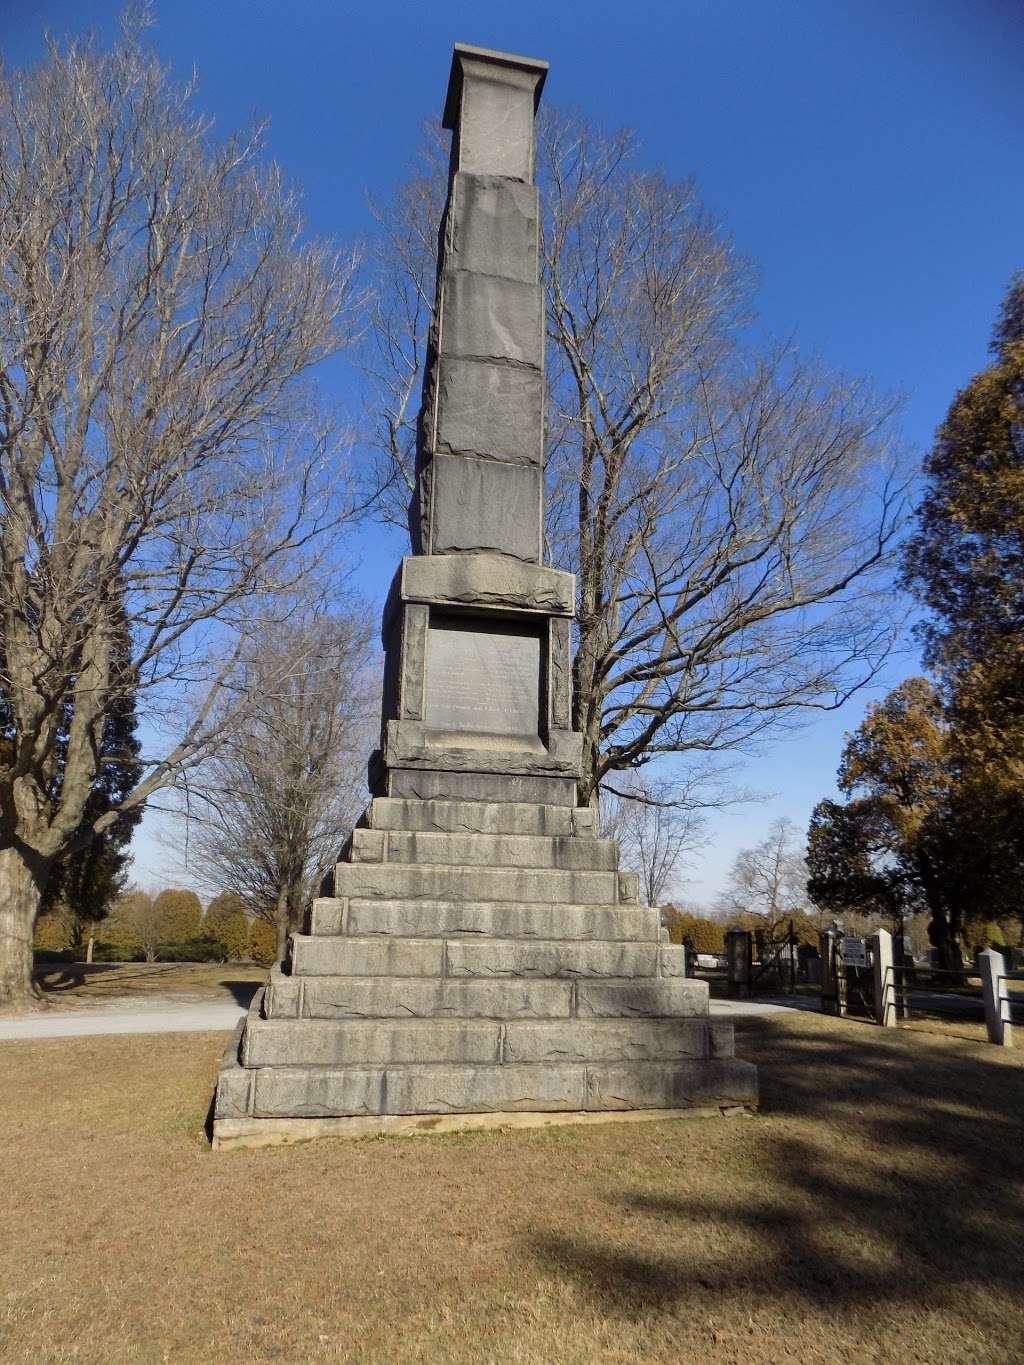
[[176, 612, 377, 961], [715, 817, 812, 931], [359, 111, 909, 804], [358, 129, 446, 525], [598, 773, 709, 907], [0, 23, 361, 1002]]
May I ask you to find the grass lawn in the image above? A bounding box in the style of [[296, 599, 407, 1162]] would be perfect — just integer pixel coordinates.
[[24, 961, 268, 1011], [2, 1012, 1022, 1364]]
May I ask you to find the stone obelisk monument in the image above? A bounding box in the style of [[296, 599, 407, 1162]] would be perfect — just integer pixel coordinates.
[[213, 44, 756, 1147]]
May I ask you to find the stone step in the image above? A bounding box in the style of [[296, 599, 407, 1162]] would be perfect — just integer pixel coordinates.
[[263, 971, 709, 1022], [289, 934, 684, 980], [242, 1016, 734, 1067], [575, 978, 709, 1018], [446, 939, 683, 979], [384, 769, 577, 807], [348, 827, 617, 871], [245, 1017, 503, 1067], [309, 897, 662, 942], [506, 1018, 734, 1064], [365, 798, 582, 836], [265, 973, 575, 1021], [246, 1057, 758, 1118], [330, 861, 634, 905]]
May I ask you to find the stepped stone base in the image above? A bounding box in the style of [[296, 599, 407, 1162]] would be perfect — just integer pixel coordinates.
[[213, 1105, 751, 1151], [212, 46, 757, 1151], [212, 793, 758, 1147]]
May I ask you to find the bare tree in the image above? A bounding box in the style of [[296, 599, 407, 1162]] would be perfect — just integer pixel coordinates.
[[358, 130, 446, 527], [599, 773, 710, 907], [0, 22, 361, 1004], [175, 612, 377, 960], [360, 111, 909, 806], [715, 817, 811, 935]]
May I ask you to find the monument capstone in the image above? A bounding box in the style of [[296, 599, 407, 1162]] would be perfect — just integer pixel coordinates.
[[212, 43, 758, 1147]]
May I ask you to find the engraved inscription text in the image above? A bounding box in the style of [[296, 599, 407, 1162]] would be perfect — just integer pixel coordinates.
[[425, 616, 540, 737]]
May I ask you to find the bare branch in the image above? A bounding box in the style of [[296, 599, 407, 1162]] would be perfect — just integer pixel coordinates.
[[0, 25, 362, 999]]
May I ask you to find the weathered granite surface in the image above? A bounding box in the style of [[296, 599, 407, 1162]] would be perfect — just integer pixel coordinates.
[[212, 43, 757, 1146], [446, 175, 539, 284], [434, 358, 544, 463], [428, 454, 542, 560], [396, 555, 574, 617]]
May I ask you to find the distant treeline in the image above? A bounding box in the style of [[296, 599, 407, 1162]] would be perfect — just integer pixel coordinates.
[[34, 889, 277, 966]]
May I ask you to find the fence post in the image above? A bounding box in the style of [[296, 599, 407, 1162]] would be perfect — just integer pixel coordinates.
[[836, 938, 848, 1018], [980, 947, 1013, 1047], [820, 929, 840, 1014], [869, 928, 896, 1027], [894, 919, 911, 1020]]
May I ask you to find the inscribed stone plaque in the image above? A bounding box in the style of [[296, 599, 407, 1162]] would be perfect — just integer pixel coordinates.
[[425, 615, 540, 737]]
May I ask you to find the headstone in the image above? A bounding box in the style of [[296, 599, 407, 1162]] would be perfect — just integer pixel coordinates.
[[820, 928, 846, 1016], [726, 928, 751, 1000], [211, 44, 758, 1147]]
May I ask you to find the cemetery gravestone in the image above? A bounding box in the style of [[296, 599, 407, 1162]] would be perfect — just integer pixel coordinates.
[[212, 43, 758, 1147]]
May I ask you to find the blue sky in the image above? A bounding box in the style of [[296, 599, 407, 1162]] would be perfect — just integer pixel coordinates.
[[5, 1, 1022, 901]]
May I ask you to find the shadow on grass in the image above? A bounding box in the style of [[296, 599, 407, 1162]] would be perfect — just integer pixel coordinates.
[[525, 1018, 1024, 1335], [31, 962, 183, 994], [31, 962, 263, 1008]]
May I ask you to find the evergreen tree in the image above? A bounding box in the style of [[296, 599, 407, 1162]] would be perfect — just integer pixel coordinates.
[[149, 890, 203, 954], [248, 915, 277, 966], [3, 597, 143, 959], [40, 687, 143, 955], [904, 273, 1024, 676]]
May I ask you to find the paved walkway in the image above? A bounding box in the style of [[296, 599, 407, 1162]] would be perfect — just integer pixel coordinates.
[[0, 1000, 247, 1040], [709, 996, 816, 1016]]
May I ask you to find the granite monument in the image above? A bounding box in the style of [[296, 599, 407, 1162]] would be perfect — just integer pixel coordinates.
[[212, 43, 757, 1148]]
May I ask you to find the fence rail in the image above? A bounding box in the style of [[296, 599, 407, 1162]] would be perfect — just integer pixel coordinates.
[[818, 935, 1017, 1047]]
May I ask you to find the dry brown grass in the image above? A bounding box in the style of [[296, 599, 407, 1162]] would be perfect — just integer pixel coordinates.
[[24, 962, 267, 1012], [2, 1011, 1023, 1365]]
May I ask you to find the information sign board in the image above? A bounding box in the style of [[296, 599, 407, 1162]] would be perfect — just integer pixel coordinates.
[[841, 936, 868, 968]]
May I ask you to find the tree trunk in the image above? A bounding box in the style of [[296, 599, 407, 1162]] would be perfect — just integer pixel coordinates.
[[0, 846, 48, 1007], [919, 853, 961, 973], [275, 887, 290, 965], [927, 909, 961, 973], [85, 931, 94, 965]]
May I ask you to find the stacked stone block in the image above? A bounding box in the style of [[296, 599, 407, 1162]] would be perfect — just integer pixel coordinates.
[[213, 791, 756, 1145], [411, 52, 546, 563], [211, 45, 756, 1147]]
